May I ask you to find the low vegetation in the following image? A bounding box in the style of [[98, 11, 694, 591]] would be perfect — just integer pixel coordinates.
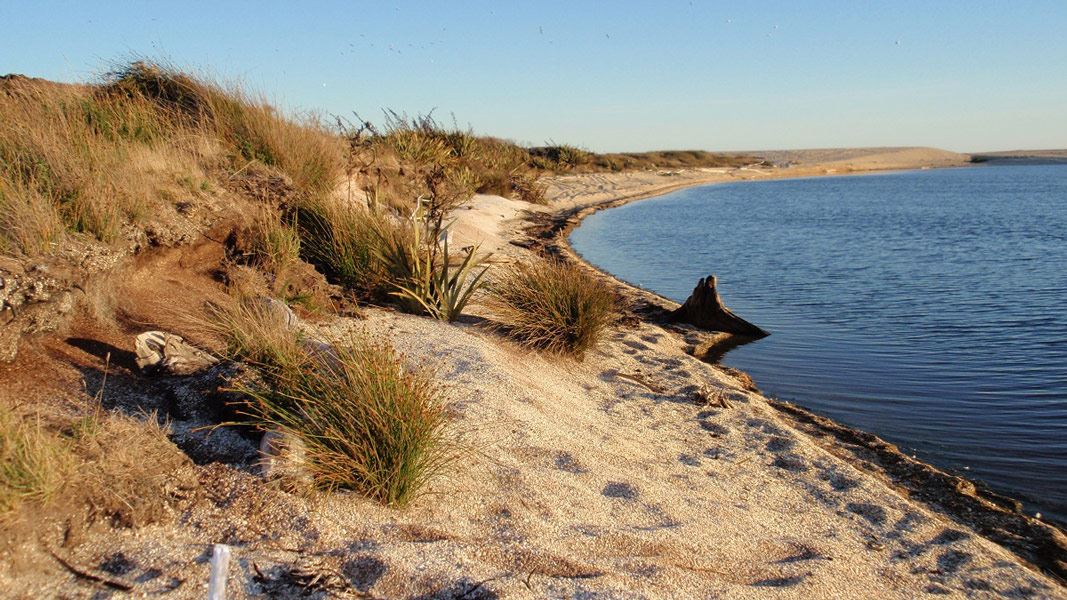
[[0, 402, 191, 527], [0, 60, 757, 516], [0, 405, 67, 515], [209, 300, 455, 507], [584, 149, 760, 172], [346, 112, 547, 210], [487, 259, 616, 357], [0, 62, 344, 257], [528, 146, 760, 173]]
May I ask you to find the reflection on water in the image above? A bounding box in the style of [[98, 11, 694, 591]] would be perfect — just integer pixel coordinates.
[[570, 164, 1067, 524]]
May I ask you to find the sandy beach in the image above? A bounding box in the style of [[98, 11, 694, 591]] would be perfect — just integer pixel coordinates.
[[4, 147, 1065, 598]]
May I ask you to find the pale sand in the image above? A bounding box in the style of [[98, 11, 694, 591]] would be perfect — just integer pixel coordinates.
[[7, 158, 1064, 598]]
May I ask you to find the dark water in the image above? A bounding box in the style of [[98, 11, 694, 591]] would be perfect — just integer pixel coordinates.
[[570, 165, 1067, 523]]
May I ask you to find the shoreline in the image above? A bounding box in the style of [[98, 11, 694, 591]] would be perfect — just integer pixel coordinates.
[[532, 164, 1067, 582]]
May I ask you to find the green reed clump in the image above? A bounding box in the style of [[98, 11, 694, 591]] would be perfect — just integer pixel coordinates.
[[208, 302, 454, 507]]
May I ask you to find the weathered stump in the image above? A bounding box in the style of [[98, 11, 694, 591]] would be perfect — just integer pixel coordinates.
[[670, 275, 769, 338]]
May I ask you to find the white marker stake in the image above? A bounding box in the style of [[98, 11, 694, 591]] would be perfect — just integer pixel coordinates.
[[208, 544, 231, 600]]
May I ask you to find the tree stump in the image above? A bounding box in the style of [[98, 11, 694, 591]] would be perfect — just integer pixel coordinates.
[[670, 275, 769, 338]]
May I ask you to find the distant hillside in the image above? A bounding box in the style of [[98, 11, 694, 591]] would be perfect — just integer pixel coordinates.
[[970, 149, 1067, 164], [748, 147, 969, 170]]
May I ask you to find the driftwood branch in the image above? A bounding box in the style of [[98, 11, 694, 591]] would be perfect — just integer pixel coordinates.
[[670, 275, 769, 338], [49, 550, 134, 591]]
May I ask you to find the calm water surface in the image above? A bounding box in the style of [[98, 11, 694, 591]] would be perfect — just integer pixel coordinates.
[[570, 165, 1067, 523]]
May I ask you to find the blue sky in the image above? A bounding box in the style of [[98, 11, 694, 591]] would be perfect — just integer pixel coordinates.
[[2, 1, 1065, 152]]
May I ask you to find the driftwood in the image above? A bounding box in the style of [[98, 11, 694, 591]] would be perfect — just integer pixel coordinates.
[[49, 550, 134, 591], [670, 275, 769, 338], [135, 331, 218, 375]]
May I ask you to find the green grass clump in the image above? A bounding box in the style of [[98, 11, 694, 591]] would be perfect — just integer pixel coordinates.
[[240, 339, 452, 506], [295, 199, 409, 301], [212, 301, 455, 507], [205, 298, 307, 369], [248, 206, 302, 273], [487, 260, 616, 357]]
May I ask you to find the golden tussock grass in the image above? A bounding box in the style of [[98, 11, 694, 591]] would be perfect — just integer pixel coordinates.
[[486, 259, 616, 358], [0, 402, 192, 529], [0, 61, 345, 257]]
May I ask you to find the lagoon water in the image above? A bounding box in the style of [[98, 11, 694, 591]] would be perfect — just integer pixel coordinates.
[[570, 164, 1067, 523]]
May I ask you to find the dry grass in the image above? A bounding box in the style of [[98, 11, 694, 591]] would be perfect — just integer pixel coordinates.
[[0, 402, 191, 528], [107, 61, 345, 199], [487, 260, 616, 357], [0, 405, 68, 515], [202, 298, 306, 369], [0, 62, 344, 258], [0, 75, 202, 253]]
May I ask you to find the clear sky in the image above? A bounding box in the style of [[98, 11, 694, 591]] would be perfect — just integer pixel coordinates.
[[2, 1, 1065, 153]]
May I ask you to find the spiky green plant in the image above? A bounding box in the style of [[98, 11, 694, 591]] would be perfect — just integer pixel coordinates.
[[380, 200, 489, 322]]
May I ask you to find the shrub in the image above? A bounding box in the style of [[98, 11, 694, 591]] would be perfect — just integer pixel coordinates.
[[486, 260, 616, 357], [527, 144, 591, 171], [509, 172, 547, 204], [345, 113, 541, 212]]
